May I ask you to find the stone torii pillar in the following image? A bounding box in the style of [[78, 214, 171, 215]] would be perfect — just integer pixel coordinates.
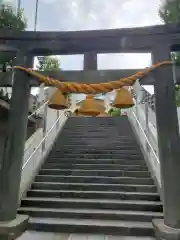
[[0, 51, 34, 239], [152, 44, 180, 240]]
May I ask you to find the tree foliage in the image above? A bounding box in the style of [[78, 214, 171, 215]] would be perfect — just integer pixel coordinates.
[[175, 85, 180, 106], [159, 0, 180, 106], [36, 56, 70, 98], [0, 1, 27, 68], [37, 56, 60, 71], [159, 0, 180, 24], [0, 3, 27, 30], [159, 0, 180, 65], [108, 108, 121, 116]]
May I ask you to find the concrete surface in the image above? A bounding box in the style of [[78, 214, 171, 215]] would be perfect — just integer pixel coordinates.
[[17, 231, 155, 240]]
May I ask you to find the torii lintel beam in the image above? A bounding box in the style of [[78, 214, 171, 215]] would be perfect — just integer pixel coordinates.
[[1, 24, 180, 55]]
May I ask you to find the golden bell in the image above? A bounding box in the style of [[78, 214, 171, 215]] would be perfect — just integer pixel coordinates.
[[95, 100, 106, 113], [98, 111, 109, 117], [78, 95, 101, 116], [112, 87, 134, 109], [48, 90, 68, 110]]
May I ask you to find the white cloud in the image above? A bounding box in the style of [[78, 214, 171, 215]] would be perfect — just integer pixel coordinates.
[[121, 1, 134, 11], [71, 1, 78, 8], [20, 0, 163, 70]]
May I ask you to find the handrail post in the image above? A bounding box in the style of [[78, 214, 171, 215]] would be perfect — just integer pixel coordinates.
[[0, 51, 34, 239], [152, 44, 180, 239], [42, 103, 48, 152], [144, 102, 150, 153], [56, 110, 60, 131], [144, 102, 149, 135], [133, 86, 139, 121]]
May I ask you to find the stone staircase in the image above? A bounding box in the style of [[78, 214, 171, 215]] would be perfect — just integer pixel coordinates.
[[19, 116, 163, 237]]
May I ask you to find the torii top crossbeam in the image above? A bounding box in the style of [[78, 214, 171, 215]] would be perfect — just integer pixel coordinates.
[[1, 23, 180, 55]]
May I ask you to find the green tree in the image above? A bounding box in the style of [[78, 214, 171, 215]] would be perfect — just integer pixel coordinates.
[[37, 56, 60, 71], [37, 56, 71, 100], [0, 1, 27, 70], [175, 85, 180, 106], [108, 108, 121, 116], [159, 0, 180, 65], [159, 0, 180, 106], [0, 3, 27, 30], [159, 0, 180, 24]]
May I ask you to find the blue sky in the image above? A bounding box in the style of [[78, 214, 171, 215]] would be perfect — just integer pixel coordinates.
[[6, 0, 163, 97]]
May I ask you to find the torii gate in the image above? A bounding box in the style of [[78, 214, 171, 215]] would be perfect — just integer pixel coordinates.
[[0, 24, 180, 239]]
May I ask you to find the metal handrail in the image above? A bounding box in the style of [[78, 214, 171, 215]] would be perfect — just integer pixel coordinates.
[[131, 109, 160, 164], [22, 110, 66, 169], [28, 100, 49, 119]]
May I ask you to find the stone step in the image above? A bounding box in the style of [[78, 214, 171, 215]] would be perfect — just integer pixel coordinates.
[[62, 125, 133, 128], [31, 182, 157, 193], [63, 132, 134, 134], [75, 123, 131, 125], [42, 164, 147, 172], [60, 133, 135, 136], [61, 134, 134, 137], [58, 142, 139, 147], [54, 149, 141, 154], [27, 190, 160, 201], [45, 158, 146, 166], [62, 123, 132, 126], [62, 128, 129, 131], [63, 124, 132, 126], [56, 140, 138, 143], [61, 135, 135, 138], [59, 136, 136, 140], [64, 128, 137, 134], [18, 207, 163, 222], [49, 154, 143, 160], [39, 169, 151, 178], [65, 121, 130, 124], [28, 217, 155, 236], [42, 163, 145, 170], [60, 137, 135, 140], [19, 116, 160, 238], [64, 121, 132, 126], [59, 136, 135, 139], [62, 124, 133, 128], [47, 156, 145, 162], [64, 122, 131, 126], [67, 116, 128, 119], [47, 157, 146, 164], [35, 175, 153, 185], [21, 198, 162, 212], [62, 129, 134, 132], [65, 124, 134, 126], [60, 142, 137, 146], [56, 145, 140, 150], [62, 128, 134, 131]]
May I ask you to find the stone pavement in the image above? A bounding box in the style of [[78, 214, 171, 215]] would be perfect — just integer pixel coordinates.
[[17, 231, 155, 240]]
